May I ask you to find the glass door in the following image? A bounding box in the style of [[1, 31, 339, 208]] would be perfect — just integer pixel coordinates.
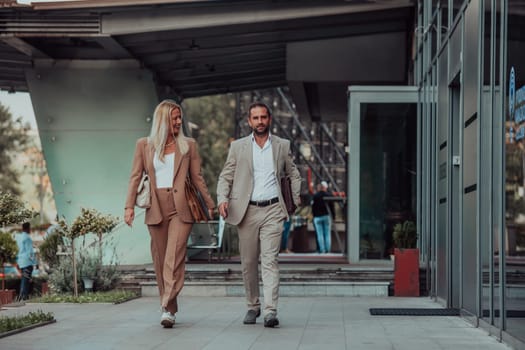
[[348, 86, 418, 262]]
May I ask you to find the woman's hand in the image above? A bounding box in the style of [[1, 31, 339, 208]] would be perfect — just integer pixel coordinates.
[[124, 208, 135, 227]]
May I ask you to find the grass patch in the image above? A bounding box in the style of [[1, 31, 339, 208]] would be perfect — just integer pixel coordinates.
[[0, 310, 55, 334], [30, 290, 139, 304]]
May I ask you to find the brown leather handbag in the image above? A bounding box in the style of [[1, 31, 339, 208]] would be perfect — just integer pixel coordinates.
[[185, 176, 210, 222]]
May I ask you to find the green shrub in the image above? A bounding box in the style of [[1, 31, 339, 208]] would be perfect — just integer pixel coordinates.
[[47, 256, 80, 293], [0, 310, 54, 333], [77, 251, 120, 292], [48, 252, 120, 293], [39, 232, 63, 269], [96, 263, 120, 292], [393, 220, 418, 249], [0, 231, 18, 264], [32, 290, 138, 304]]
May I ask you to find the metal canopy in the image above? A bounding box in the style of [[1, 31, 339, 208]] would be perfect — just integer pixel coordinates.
[[0, 0, 415, 98]]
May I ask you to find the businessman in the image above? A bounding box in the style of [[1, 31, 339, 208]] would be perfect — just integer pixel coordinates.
[[217, 102, 301, 327]]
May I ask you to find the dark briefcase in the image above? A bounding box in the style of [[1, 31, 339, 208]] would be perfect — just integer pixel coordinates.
[[281, 176, 297, 215]]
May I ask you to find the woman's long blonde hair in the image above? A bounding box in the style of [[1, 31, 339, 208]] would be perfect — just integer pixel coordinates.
[[149, 99, 189, 161]]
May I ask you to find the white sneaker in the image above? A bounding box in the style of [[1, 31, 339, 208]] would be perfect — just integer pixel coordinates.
[[160, 309, 175, 328]]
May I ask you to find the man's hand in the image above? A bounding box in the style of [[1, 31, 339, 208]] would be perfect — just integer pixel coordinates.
[[124, 208, 135, 227], [218, 202, 228, 218]]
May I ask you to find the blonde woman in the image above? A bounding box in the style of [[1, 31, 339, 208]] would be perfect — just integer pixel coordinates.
[[124, 100, 215, 328]]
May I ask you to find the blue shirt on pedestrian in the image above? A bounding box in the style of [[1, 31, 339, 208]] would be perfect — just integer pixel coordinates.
[[15, 232, 36, 269]]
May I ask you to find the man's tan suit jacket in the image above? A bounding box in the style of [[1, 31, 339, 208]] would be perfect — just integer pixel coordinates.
[[217, 134, 301, 226]]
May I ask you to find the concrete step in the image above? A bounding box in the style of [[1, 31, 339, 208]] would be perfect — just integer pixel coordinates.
[[119, 263, 395, 297], [114, 262, 432, 298], [141, 280, 390, 297]]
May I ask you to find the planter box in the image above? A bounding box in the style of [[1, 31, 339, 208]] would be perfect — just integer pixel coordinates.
[[41, 282, 49, 295], [394, 248, 419, 297], [0, 289, 16, 305]]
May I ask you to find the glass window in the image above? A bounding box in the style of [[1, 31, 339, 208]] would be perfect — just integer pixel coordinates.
[[359, 103, 417, 259], [431, 17, 438, 59], [441, 1, 449, 43], [505, 0, 525, 342], [452, 0, 464, 23]]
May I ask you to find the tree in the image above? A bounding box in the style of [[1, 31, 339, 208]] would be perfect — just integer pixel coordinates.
[[0, 103, 30, 196], [182, 95, 236, 204], [0, 191, 36, 290], [0, 191, 36, 227], [55, 208, 119, 297], [24, 146, 52, 224], [0, 231, 18, 290]]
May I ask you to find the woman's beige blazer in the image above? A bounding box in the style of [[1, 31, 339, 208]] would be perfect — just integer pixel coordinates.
[[125, 137, 215, 225]]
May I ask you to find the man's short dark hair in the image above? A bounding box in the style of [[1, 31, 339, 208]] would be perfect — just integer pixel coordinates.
[[22, 222, 30, 232], [248, 102, 272, 118]]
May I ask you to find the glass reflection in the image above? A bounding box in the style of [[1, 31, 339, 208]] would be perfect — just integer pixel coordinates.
[[359, 103, 417, 259], [505, 0, 525, 342]]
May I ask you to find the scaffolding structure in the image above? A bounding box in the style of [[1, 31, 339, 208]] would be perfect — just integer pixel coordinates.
[[234, 88, 348, 198]]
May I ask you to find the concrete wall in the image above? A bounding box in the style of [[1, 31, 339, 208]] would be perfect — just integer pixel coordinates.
[[26, 61, 158, 264]]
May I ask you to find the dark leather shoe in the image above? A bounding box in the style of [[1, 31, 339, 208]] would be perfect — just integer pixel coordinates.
[[243, 309, 261, 324], [263, 313, 279, 328]]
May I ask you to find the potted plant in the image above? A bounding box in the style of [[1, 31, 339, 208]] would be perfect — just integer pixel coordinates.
[[78, 252, 100, 292], [393, 220, 417, 249], [392, 220, 419, 296], [55, 208, 119, 297]]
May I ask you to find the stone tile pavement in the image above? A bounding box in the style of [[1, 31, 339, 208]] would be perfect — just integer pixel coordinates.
[[0, 296, 513, 350]]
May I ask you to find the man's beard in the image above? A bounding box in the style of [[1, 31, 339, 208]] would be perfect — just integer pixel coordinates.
[[252, 125, 269, 136]]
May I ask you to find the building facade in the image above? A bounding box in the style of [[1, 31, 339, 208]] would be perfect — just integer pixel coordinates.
[[414, 0, 525, 347], [0, 0, 523, 346]]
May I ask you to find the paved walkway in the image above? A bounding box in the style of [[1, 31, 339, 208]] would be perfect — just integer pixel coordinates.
[[1, 296, 511, 350]]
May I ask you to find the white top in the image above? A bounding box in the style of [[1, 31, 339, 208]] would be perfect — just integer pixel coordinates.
[[154, 152, 175, 188], [251, 133, 278, 201]]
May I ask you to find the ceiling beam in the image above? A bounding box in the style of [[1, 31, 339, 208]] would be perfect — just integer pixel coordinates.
[[0, 57, 32, 66], [101, 1, 413, 35], [115, 8, 412, 46], [1, 37, 50, 58], [159, 59, 285, 78], [177, 80, 287, 99], [162, 66, 284, 84], [172, 76, 285, 92], [140, 41, 284, 57], [92, 36, 134, 59], [155, 49, 284, 70], [141, 43, 284, 65]]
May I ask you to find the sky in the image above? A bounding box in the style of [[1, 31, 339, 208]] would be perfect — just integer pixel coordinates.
[[0, 91, 37, 128]]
